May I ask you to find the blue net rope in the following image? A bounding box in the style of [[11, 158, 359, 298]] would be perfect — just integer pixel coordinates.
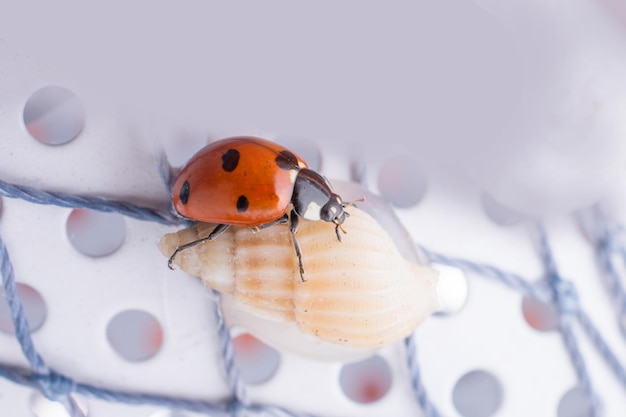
[[0, 178, 625, 417]]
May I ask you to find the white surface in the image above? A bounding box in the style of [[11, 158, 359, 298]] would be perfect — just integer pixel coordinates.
[[467, 0, 626, 216], [0, 1, 626, 417]]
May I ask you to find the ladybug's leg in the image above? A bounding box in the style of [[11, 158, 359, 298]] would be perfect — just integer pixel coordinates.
[[289, 209, 306, 282], [168, 223, 230, 269], [333, 211, 349, 242], [250, 213, 289, 232]]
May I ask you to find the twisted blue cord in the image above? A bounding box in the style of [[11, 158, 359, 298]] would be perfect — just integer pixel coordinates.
[[536, 225, 601, 417], [577, 208, 626, 329], [404, 334, 443, 417], [0, 233, 90, 417], [210, 289, 248, 405], [0, 179, 181, 226], [0, 362, 323, 417], [0, 235, 49, 375], [0, 363, 231, 416], [421, 247, 549, 301], [576, 309, 626, 388]]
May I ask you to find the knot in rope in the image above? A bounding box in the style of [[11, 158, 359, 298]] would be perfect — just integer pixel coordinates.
[[34, 370, 76, 401], [226, 399, 245, 417], [552, 279, 580, 315], [595, 234, 613, 254]]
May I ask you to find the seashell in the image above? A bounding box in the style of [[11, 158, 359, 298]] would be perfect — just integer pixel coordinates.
[[159, 205, 439, 352]]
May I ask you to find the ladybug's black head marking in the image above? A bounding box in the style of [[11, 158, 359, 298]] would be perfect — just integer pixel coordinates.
[[275, 150, 299, 170], [179, 180, 190, 205], [320, 195, 346, 224], [222, 149, 240, 172], [236, 195, 249, 213], [322, 195, 348, 241], [292, 169, 348, 240]]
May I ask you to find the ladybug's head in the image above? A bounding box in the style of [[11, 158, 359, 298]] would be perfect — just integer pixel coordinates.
[[292, 169, 354, 240], [321, 193, 351, 241], [320, 193, 347, 225]]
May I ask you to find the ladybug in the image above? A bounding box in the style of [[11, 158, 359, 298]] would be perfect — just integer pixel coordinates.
[[168, 136, 351, 280]]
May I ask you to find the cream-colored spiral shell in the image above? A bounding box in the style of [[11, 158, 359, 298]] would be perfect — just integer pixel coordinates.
[[159, 207, 438, 348]]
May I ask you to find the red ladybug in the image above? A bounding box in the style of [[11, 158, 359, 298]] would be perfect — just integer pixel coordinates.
[[168, 136, 349, 280]]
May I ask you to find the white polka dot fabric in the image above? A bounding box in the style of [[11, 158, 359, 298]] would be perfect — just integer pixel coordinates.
[[1, 2, 626, 417]]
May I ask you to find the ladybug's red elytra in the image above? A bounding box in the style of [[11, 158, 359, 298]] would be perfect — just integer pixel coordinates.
[[168, 136, 351, 280]]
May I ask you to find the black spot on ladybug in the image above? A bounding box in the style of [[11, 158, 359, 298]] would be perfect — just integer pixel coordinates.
[[222, 149, 240, 172], [236, 195, 249, 213], [179, 181, 190, 205], [275, 150, 299, 170]]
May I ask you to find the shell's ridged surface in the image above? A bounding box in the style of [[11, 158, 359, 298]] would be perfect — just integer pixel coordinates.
[[159, 207, 438, 348]]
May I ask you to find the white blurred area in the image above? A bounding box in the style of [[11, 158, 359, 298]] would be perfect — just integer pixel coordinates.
[[2, 0, 623, 217], [0, 1, 618, 211], [468, 0, 626, 216]]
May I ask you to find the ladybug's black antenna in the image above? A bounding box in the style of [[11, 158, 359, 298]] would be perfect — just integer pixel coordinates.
[[333, 197, 363, 242]]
